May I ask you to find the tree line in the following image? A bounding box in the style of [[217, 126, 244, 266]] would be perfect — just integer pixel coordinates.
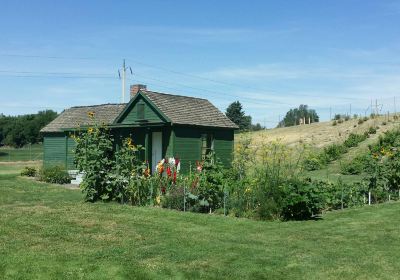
[[225, 101, 319, 131], [0, 110, 57, 147]]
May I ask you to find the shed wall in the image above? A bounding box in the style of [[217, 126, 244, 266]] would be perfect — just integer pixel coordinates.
[[43, 134, 76, 169]]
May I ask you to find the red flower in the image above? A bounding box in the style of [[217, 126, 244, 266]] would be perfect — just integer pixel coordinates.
[[175, 158, 180, 167], [166, 167, 172, 177], [173, 171, 177, 183], [161, 186, 166, 194]]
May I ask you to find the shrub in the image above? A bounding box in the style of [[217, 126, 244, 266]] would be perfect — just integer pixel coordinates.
[[20, 166, 37, 177], [334, 114, 342, 120], [303, 157, 323, 171], [363, 116, 369, 122], [344, 115, 350, 121], [340, 158, 364, 175], [321, 180, 368, 210], [323, 144, 348, 162], [161, 184, 185, 210], [381, 121, 387, 126], [368, 126, 377, 134], [343, 133, 367, 148], [38, 166, 71, 184], [281, 179, 325, 220], [358, 118, 364, 125], [338, 119, 344, 124], [332, 120, 337, 126]]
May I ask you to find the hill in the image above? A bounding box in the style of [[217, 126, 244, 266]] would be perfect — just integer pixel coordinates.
[[236, 115, 400, 183], [237, 115, 398, 148]]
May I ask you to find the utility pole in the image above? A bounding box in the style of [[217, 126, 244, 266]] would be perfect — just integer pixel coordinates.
[[394, 96, 397, 116], [118, 59, 133, 103], [371, 99, 373, 116], [349, 104, 352, 117], [329, 107, 332, 120]]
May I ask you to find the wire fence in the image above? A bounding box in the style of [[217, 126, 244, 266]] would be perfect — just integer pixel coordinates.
[[0, 144, 43, 162]]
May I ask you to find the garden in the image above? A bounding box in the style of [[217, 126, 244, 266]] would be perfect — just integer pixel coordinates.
[[22, 114, 400, 221]]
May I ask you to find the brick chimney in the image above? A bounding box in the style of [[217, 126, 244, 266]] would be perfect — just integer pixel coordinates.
[[130, 84, 147, 99]]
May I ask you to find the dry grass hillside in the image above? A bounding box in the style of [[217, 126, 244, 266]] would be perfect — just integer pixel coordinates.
[[236, 115, 399, 149]]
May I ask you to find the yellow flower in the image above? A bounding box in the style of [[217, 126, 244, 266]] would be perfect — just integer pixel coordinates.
[[156, 196, 161, 205], [125, 138, 136, 150], [87, 111, 95, 118], [245, 187, 251, 193], [88, 127, 94, 133]]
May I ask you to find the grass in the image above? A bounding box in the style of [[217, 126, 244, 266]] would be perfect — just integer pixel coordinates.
[[1, 163, 400, 279], [0, 143, 43, 162]]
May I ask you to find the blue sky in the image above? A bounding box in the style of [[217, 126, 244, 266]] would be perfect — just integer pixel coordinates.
[[1, 0, 400, 127]]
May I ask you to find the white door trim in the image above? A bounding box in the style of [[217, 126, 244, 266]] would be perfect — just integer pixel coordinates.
[[151, 131, 162, 173]]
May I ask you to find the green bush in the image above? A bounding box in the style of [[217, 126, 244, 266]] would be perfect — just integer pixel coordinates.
[[368, 126, 377, 134], [332, 120, 337, 126], [323, 144, 348, 162], [343, 133, 367, 148], [321, 180, 368, 210], [161, 185, 185, 210], [303, 157, 323, 171], [340, 158, 364, 175], [363, 116, 369, 122], [344, 115, 350, 121], [338, 119, 344, 124], [39, 166, 71, 184], [334, 114, 342, 120], [20, 166, 37, 177], [358, 118, 364, 125], [281, 179, 325, 220]]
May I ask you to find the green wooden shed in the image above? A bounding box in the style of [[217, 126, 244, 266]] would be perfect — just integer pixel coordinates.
[[40, 85, 238, 173]]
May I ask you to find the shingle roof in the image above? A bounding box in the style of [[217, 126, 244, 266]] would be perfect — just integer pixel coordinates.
[[142, 90, 238, 129], [41, 90, 238, 132], [40, 103, 126, 132]]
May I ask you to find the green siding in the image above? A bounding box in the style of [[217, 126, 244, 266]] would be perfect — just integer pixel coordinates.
[[66, 137, 76, 169], [173, 127, 234, 172], [173, 127, 201, 172], [214, 130, 234, 167], [119, 96, 163, 124], [44, 134, 77, 169], [43, 126, 234, 173], [43, 135, 67, 168], [165, 129, 174, 158]]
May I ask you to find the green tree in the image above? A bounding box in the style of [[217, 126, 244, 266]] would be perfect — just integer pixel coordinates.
[[225, 101, 251, 130], [0, 110, 57, 147], [278, 105, 319, 128]]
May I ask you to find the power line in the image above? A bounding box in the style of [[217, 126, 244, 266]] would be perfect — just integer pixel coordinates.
[[0, 53, 361, 101]]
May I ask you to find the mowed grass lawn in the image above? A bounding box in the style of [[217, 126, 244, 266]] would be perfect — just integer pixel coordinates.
[[1, 164, 399, 279]]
